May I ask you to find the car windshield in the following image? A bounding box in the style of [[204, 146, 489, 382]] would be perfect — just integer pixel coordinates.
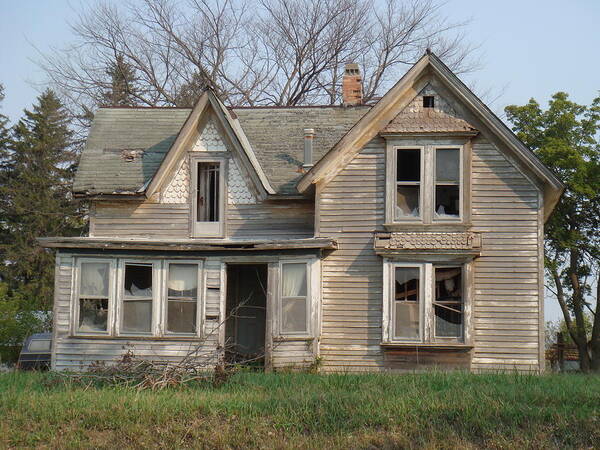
[[28, 339, 51, 352]]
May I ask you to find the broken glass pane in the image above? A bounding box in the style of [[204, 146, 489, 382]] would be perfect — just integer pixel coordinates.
[[122, 300, 152, 333], [124, 264, 153, 298], [281, 297, 307, 333], [436, 148, 460, 182], [434, 267, 462, 338], [80, 262, 109, 297], [167, 300, 196, 333], [78, 298, 108, 332], [168, 264, 198, 298], [397, 149, 420, 182], [435, 185, 460, 217], [282, 263, 307, 297], [395, 267, 419, 301], [396, 186, 420, 218]]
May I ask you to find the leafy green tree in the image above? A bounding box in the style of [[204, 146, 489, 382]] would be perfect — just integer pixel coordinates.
[[0, 89, 84, 317], [506, 92, 600, 372], [102, 54, 137, 107]]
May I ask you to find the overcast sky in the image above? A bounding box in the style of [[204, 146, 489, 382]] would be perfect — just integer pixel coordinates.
[[1, 0, 598, 323]]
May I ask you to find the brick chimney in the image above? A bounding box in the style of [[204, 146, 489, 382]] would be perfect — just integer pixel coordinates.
[[342, 63, 363, 106]]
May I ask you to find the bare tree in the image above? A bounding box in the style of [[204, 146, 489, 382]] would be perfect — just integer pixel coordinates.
[[37, 0, 478, 119]]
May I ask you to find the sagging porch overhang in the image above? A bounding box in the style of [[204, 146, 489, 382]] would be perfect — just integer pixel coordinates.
[[38, 237, 337, 252]]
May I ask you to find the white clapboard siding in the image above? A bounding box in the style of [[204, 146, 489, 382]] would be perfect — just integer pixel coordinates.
[[317, 134, 541, 373], [319, 138, 386, 371], [470, 137, 540, 372], [91, 201, 314, 240]]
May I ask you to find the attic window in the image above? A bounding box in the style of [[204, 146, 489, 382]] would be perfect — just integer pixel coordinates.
[[423, 96, 435, 108]]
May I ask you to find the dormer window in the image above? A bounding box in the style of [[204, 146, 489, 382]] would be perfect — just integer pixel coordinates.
[[191, 155, 226, 237]]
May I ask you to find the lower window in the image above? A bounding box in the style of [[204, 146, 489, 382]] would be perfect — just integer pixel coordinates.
[[166, 263, 200, 334], [385, 261, 465, 343], [121, 263, 154, 334]]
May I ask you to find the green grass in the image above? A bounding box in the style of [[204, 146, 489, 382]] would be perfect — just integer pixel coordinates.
[[1, 371, 599, 449]]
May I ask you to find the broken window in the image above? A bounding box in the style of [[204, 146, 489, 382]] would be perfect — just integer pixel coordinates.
[[434, 267, 463, 338], [196, 162, 220, 222], [167, 263, 199, 334], [122, 263, 153, 333], [393, 267, 420, 339], [78, 262, 110, 333], [281, 262, 308, 334], [395, 149, 421, 219], [435, 148, 460, 218], [384, 262, 466, 344]]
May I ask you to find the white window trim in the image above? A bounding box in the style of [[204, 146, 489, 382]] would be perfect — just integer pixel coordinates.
[[71, 257, 116, 337], [278, 259, 314, 338], [385, 143, 466, 225], [116, 259, 161, 337], [190, 154, 227, 238], [163, 260, 205, 338], [383, 259, 468, 345], [432, 145, 463, 223], [386, 146, 425, 223], [432, 264, 465, 342]]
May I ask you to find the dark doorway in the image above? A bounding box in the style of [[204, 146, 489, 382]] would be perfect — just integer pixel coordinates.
[[225, 264, 268, 367]]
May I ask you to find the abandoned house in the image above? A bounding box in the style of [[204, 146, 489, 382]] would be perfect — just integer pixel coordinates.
[[40, 51, 563, 372]]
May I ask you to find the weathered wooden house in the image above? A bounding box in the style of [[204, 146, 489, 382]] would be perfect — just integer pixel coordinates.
[[41, 52, 563, 373]]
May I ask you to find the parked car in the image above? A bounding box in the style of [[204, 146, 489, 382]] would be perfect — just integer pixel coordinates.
[[16, 333, 52, 370]]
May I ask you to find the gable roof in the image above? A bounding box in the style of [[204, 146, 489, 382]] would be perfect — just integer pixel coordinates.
[[297, 51, 564, 220], [382, 84, 477, 134], [73, 101, 369, 197]]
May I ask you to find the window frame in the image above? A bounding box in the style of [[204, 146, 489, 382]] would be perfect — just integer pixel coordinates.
[[432, 145, 463, 223], [386, 146, 425, 223], [190, 153, 227, 238], [385, 142, 466, 226], [72, 257, 116, 337], [383, 260, 468, 345], [278, 259, 312, 338], [432, 264, 465, 342], [388, 262, 424, 342], [116, 259, 161, 337], [162, 260, 204, 337]]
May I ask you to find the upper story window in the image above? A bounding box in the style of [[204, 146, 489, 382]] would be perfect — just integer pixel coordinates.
[[191, 155, 226, 237], [396, 149, 422, 220], [386, 143, 465, 225]]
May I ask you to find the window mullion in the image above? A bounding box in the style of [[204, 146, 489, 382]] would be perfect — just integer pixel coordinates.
[[423, 263, 434, 342], [423, 146, 434, 224]]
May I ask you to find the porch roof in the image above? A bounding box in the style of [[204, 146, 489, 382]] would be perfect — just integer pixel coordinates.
[[37, 236, 337, 252]]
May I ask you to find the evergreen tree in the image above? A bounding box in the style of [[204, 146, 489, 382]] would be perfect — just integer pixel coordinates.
[[102, 54, 137, 106], [0, 84, 12, 264], [0, 89, 84, 313]]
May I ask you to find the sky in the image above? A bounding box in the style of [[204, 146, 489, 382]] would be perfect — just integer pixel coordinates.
[[0, 0, 598, 323]]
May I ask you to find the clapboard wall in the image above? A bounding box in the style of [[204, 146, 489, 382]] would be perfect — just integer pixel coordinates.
[[90, 201, 314, 240], [317, 134, 542, 372]]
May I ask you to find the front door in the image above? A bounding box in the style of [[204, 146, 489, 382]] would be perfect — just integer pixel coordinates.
[[225, 264, 268, 366]]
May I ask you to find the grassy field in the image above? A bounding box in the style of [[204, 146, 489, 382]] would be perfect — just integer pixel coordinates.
[[1, 371, 599, 449]]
